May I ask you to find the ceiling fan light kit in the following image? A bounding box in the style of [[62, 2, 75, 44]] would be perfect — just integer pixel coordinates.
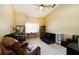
[[35, 4, 56, 11], [40, 5, 44, 10]]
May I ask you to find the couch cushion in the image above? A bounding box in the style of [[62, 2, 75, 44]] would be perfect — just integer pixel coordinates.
[[44, 33, 51, 39]]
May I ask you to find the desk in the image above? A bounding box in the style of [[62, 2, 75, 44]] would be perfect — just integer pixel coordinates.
[[26, 33, 38, 39]]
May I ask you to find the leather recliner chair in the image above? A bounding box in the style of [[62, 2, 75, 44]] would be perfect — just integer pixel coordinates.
[[0, 37, 41, 55]]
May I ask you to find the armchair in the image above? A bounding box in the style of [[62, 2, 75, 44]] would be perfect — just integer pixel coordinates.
[[0, 37, 41, 55]]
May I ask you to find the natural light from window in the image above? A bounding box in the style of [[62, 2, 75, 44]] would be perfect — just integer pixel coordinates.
[[25, 23, 39, 33]]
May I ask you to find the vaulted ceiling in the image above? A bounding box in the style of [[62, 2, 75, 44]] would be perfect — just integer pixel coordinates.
[[14, 4, 58, 18]]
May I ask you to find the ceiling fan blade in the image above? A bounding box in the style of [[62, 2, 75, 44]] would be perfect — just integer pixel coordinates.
[[43, 4, 56, 8], [52, 4, 56, 8]]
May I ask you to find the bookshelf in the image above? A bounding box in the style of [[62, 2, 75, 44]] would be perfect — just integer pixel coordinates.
[[40, 26, 46, 39]]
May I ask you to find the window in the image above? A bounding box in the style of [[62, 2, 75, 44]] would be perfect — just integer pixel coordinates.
[[25, 23, 39, 33]]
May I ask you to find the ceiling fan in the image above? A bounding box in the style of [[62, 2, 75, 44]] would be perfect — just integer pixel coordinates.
[[34, 4, 56, 11]]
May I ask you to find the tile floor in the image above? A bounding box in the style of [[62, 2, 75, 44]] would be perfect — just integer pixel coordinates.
[[26, 37, 66, 55]]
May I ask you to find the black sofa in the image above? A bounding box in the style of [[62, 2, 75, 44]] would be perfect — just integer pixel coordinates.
[[41, 32, 55, 44], [67, 43, 79, 55], [66, 35, 79, 55], [61, 34, 79, 47]]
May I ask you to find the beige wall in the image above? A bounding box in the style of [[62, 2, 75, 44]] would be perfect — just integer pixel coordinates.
[[0, 5, 45, 41], [15, 12, 45, 26], [45, 4, 79, 36], [0, 5, 13, 41]]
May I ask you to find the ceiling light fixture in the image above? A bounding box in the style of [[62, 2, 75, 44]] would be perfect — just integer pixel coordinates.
[[40, 4, 44, 10], [35, 4, 56, 11]]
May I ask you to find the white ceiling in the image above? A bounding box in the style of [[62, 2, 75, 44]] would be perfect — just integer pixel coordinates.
[[14, 4, 57, 18]]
